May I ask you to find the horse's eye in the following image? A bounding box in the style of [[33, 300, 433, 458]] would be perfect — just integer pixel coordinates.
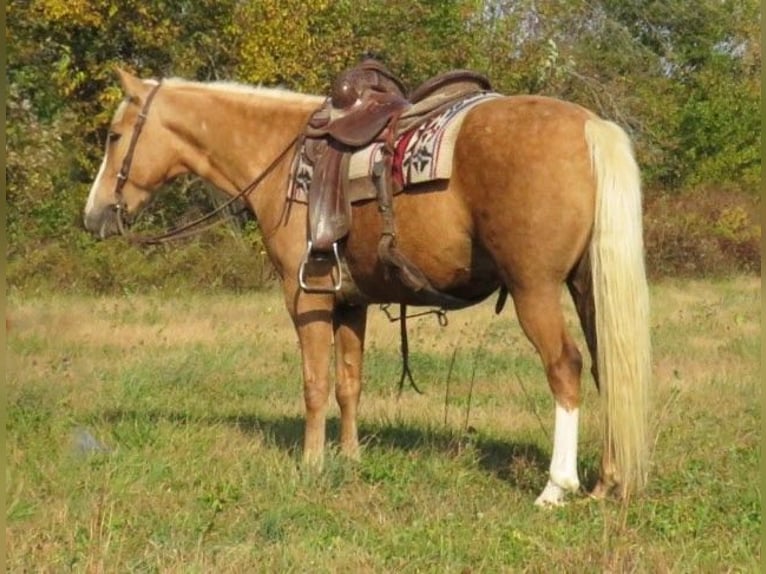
[[107, 131, 121, 143]]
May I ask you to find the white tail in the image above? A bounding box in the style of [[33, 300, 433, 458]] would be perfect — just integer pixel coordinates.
[[585, 118, 651, 494]]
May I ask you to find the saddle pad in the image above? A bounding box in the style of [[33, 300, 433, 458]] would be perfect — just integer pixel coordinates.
[[289, 92, 501, 202], [349, 92, 501, 187]]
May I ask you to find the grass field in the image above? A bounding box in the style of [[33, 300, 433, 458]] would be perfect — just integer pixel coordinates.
[[6, 276, 761, 572]]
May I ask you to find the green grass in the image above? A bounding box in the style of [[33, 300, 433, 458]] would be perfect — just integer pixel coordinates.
[[6, 277, 761, 572]]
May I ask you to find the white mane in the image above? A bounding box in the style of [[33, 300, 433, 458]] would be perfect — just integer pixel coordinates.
[[161, 77, 325, 106]]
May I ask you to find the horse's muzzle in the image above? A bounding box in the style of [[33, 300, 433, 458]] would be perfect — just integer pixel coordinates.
[[83, 207, 122, 239]]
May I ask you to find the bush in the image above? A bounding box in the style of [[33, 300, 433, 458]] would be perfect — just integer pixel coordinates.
[[643, 187, 761, 278], [6, 228, 276, 296]]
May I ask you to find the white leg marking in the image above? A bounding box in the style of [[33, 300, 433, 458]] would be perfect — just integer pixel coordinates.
[[535, 404, 580, 507]]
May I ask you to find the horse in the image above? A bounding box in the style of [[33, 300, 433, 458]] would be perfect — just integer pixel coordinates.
[[83, 68, 651, 506]]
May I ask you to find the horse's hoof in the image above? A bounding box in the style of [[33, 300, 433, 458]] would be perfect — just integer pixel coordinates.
[[589, 479, 624, 500], [534, 497, 567, 508], [534, 480, 569, 507], [340, 447, 361, 462], [589, 484, 609, 500], [301, 453, 325, 473]]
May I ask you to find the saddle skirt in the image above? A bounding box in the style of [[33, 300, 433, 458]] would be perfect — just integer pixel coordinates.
[[290, 91, 501, 203]]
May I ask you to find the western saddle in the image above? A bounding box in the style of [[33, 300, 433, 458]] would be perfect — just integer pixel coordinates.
[[297, 58, 492, 306]]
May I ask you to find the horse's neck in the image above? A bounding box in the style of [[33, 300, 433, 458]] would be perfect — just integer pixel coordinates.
[[163, 83, 322, 208]]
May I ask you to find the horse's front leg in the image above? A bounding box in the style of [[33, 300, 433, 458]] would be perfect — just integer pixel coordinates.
[[286, 283, 335, 467], [333, 304, 368, 459]]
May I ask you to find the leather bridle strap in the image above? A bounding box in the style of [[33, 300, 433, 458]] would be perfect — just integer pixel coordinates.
[[111, 78, 309, 245], [127, 132, 302, 245], [114, 80, 163, 211]]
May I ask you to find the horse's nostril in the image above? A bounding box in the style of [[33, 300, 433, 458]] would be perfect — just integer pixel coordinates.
[[82, 208, 118, 238]]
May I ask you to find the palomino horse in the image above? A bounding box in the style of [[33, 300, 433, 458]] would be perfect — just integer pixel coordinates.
[[83, 69, 650, 506]]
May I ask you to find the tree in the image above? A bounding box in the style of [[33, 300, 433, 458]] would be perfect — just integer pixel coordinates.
[[596, 0, 761, 190], [5, 0, 761, 293]]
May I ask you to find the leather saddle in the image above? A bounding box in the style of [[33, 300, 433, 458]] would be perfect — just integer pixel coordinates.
[[301, 59, 409, 256], [297, 59, 492, 300]]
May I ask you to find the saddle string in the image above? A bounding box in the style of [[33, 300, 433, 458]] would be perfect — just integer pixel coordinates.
[[380, 285, 506, 397], [379, 303, 449, 395]]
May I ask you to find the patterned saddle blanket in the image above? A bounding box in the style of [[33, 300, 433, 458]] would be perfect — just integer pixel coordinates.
[[290, 91, 501, 203]]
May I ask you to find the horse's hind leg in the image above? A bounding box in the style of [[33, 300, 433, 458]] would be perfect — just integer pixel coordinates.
[[333, 304, 368, 459], [567, 255, 622, 498], [566, 252, 598, 389], [511, 286, 584, 506]]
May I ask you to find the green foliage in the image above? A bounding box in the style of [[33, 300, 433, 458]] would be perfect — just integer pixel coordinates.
[[596, 0, 761, 189], [344, 0, 486, 86], [6, 84, 84, 248], [676, 54, 761, 189], [233, 0, 357, 92], [6, 0, 761, 294]]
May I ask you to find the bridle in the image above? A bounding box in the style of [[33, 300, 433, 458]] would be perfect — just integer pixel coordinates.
[[113, 80, 162, 227], [111, 79, 303, 245]]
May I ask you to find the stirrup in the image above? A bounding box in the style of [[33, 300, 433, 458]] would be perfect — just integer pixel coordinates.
[[298, 240, 343, 294]]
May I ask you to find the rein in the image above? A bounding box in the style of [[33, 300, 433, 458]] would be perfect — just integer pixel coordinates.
[[113, 80, 302, 245]]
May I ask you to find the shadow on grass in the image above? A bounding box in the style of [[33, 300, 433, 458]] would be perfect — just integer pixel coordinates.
[[356, 419, 550, 493], [99, 408, 551, 493]]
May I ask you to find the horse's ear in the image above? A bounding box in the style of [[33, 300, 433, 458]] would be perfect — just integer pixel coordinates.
[[115, 67, 147, 101]]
